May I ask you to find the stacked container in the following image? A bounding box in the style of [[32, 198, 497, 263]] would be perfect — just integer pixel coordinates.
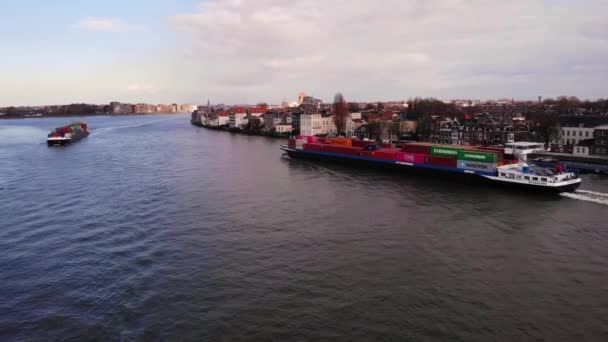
[[456, 150, 498, 172]]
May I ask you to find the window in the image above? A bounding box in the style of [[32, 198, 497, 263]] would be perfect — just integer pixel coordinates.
[[579, 131, 582, 137], [524, 176, 530, 180], [576, 147, 580, 153], [541, 178, 547, 182], [567, 130, 570, 136], [500, 173, 506, 177], [532, 177, 539, 181], [586, 131, 589, 137]]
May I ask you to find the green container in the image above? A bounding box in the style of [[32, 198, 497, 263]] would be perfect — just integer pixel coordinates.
[[430, 146, 461, 158], [457, 150, 497, 163]]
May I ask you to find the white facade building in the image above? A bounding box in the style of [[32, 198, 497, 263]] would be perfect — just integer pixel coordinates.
[[300, 113, 355, 137], [229, 112, 248, 128], [573, 145, 590, 156], [275, 124, 293, 133], [561, 124, 594, 145], [300, 114, 335, 136]]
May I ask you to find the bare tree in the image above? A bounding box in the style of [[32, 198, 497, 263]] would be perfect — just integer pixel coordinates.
[[332, 93, 348, 136], [529, 110, 560, 148]]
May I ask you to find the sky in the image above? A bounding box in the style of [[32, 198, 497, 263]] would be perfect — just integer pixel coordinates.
[[0, 0, 606, 106]]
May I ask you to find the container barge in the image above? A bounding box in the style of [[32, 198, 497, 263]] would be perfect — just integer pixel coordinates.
[[47, 122, 89, 146], [281, 138, 581, 193]]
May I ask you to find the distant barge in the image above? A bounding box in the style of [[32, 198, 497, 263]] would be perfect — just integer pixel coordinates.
[[281, 138, 581, 193], [47, 122, 89, 146]]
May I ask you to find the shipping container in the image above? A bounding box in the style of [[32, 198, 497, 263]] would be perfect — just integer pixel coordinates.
[[295, 138, 306, 148], [426, 155, 457, 168], [351, 140, 376, 148], [327, 138, 352, 147], [380, 143, 395, 149], [476, 147, 504, 160], [457, 160, 497, 172], [396, 152, 426, 164], [402, 143, 431, 155], [364, 144, 379, 151], [322, 145, 361, 156], [303, 143, 323, 152], [430, 146, 461, 158], [457, 150, 498, 163], [370, 150, 397, 161], [306, 136, 318, 143], [288, 139, 296, 149]]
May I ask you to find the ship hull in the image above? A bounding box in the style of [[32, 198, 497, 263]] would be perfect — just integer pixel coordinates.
[[282, 147, 580, 194], [47, 131, 89, 146]]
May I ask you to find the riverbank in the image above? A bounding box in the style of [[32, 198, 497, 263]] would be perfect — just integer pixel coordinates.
[[191, 121, 290, 139], [0, 112, 194, 120]]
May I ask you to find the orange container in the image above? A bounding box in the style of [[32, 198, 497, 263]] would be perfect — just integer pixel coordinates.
[[327, 138, 352, 147]]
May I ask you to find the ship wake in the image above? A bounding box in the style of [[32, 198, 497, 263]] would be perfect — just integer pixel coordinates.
[[561, 190, 608, 206]]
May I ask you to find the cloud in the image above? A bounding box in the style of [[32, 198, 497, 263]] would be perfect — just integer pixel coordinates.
[[168, 0, 608, 102], [127, 83, 158, 93], [76, 17, 141, 33]]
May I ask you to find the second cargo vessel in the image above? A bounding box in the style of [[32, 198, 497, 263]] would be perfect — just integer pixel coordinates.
[[47, 122, 89, 146], [281, 138, 581, 193]]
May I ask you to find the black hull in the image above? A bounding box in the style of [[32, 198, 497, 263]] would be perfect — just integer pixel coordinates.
[[284, 148, 580, 194]]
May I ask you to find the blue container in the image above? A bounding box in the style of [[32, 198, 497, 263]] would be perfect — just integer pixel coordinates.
[[522, 166, 529, 173]]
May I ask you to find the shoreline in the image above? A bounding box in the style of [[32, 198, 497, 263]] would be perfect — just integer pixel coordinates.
[[191, 122, 290, 140], [0, 112, 190, 120]]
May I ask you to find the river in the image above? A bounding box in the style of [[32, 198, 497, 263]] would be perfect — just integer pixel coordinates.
[[1, 114, 607, 340]]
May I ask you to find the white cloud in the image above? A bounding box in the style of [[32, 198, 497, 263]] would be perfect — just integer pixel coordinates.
[[76, 17, 141, 33], [127, 83, 158, 93], [169, 0, 608, 102]]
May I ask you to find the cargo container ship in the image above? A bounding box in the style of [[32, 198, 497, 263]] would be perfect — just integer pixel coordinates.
[[47, 122, 89, 146], [281, 138, 581, 193]]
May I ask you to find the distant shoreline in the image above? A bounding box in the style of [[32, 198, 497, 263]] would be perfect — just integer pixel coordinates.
[[0, 112, 190, 120]]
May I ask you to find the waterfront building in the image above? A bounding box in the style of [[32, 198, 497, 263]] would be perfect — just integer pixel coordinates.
[[179, 104, 198, 113], [560, 124, 595, 146], [593, 125, 608, 155], [110, 102, 134, 114], [229, 108, 248, 129], [300, 113, 335, 136]]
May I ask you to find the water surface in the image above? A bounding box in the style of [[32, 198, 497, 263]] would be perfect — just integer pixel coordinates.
[[1, 115, 607, 340]]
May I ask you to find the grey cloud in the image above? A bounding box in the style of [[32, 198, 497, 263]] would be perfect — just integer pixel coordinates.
[[169, 0, 608, 102]]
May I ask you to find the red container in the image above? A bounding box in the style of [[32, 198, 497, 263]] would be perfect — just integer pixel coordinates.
[[306, 136, 318, 143], [316, 138, 326, 144], [322, 145, 362, 156], [381, 143, 395, 149], [402, 144, 431, 155], [360, 151, 373, 158], [351, 140, 375, 148], [371, 150, 397, 161], [396, 152, 426, 164], [426, 155, 457, 168], [303, 143, 323, 152], [288, 139, 296, 149]]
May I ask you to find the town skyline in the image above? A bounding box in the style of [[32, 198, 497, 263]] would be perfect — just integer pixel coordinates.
[[1, 0, 607, 106]]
